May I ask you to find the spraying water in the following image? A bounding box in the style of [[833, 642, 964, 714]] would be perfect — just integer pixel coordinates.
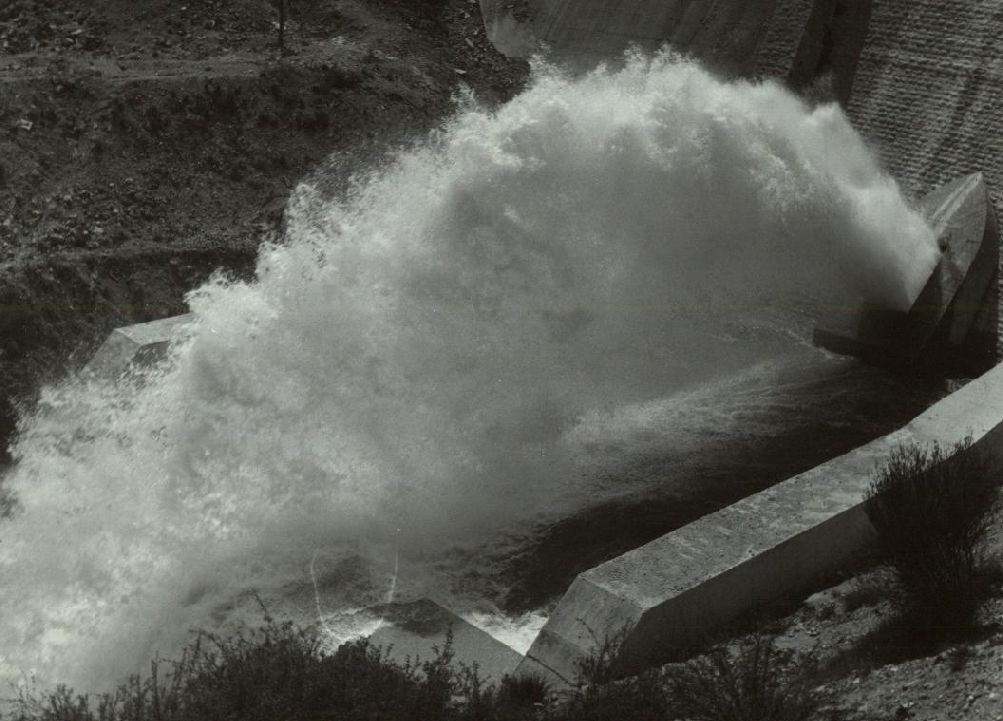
[[0, 52, 939, 692]]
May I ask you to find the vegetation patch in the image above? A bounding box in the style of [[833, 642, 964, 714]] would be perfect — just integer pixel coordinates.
[[865, 437, 1001, 641], [7, 618, 841, 721], [668, 635, 831, 721]]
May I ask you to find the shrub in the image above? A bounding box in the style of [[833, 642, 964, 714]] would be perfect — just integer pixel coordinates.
[[7, 620, 455, 721], [865, 437, 999, 632], [553, 628, 672, 721], [667, 635, 825, 721], [496, 672, 551, 708]]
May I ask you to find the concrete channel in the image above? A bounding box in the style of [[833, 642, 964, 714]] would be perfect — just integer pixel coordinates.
[[86, 171, 1003, 687]]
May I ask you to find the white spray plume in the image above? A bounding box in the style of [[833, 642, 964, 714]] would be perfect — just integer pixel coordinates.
[[0, 52, 937, 693]]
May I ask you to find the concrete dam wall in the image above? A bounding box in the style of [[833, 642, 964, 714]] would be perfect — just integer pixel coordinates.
[[847, 0, 1003, 210], [479, 0, 1003, 211], [479, 0, 782, 72]]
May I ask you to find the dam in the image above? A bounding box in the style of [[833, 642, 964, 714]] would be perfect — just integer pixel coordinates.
[[1, 0, 1003, 696]]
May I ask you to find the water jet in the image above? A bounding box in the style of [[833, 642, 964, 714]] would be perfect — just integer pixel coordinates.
[[2, 36, 999, 695], [814, 173, 1001, 375], [74, 174, 1002, 688]]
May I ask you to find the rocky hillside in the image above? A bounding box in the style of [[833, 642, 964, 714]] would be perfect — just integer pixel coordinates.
[[0, 0, 528, 460]]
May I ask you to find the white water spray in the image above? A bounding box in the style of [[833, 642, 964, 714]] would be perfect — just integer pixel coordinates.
[[0, 52, 938, 692]]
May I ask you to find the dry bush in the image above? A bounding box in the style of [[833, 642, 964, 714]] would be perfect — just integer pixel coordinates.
[[865, 437, 999, 633], [667, 635, 827, 721]]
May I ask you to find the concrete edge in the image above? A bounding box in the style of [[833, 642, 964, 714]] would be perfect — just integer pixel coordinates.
[[84, 313, 195, 379], [521, 360, 1003, 683]]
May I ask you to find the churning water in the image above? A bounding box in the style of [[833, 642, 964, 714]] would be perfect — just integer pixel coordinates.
[[0, 53, 941, 693]]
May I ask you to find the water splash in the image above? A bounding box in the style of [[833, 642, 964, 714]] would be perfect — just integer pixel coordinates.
[[0, 52, 938, 692]]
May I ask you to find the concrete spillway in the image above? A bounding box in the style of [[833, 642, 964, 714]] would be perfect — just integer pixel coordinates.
[[514, 174, 1002, 684], [84, 0, 1003, 681], [814, 173, 1000, 375], [92, 167, 1003, 685], [517, 359, 1003, 684]]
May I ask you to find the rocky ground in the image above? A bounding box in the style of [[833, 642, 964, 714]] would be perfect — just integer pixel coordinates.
[[0, 0, 527, 460], [694, 522, 1003, 721]]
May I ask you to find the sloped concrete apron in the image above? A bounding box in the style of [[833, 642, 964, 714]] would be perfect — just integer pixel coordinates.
[[517, 361, 1003, 684]]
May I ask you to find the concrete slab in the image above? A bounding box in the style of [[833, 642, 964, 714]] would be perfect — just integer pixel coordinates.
[[84, 313, 194, 379], [517, 361, 1003, 685], [368, 599, 522, 684], [813, 173, 1000, 374]]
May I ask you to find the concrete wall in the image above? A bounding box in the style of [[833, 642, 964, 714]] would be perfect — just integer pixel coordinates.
[[842, 0, 1003, 356], [813, 173, 1001, 375], [479, 0, 1003, 204], [369, 599, 522, 684], [518, 360, 1003, 684], [479, 0, 780, 73], [479, 0, 873, 91], [847, 0, 1003, 209], [753, 0, 814, 78]]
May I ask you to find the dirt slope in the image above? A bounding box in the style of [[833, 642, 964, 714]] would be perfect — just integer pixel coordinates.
[[0, 0, 528, 460]]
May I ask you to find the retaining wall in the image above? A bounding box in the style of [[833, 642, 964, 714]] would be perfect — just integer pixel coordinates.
[[518, 361, 1003, 683]]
